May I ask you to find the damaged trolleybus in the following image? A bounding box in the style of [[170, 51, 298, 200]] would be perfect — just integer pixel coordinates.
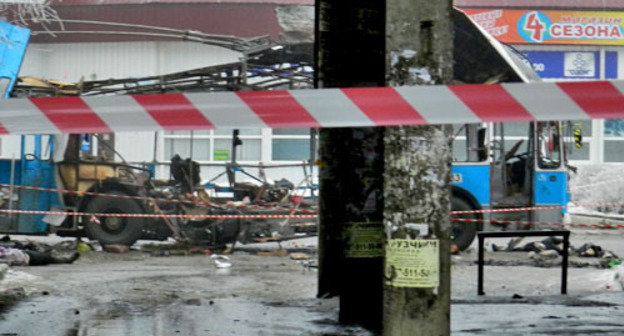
[[449, 10, 572, 250]]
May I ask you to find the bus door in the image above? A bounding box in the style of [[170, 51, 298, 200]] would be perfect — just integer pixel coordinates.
[[533, 121, 568, 223], [490, 122, 534, 222]]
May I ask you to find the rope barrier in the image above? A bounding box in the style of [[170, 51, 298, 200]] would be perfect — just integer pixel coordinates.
[[0, 209, 318, 220], [449, 202, 624, 215], [0, 183, 319, 215], [451, 217, 624, 230]]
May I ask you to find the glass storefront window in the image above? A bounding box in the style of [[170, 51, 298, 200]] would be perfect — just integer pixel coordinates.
[[214, 129, 261, 136], [273, 128, 310, 135], [564, 141, 590, 161], [605, 119, 624, 137], [164, 138, 210, 161], [214, 139, 261, 161], [604, 140, 624, 162], [272, 139, 311, 161]]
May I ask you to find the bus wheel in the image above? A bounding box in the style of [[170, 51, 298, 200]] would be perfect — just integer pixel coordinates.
[[83, 192, 144, 247], [451, 197, 478, 251]]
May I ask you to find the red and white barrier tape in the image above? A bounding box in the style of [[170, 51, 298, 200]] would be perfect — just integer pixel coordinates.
[[0, 209, 318, 220], [2, 81, 624, 134], [451, 217, 624, 230], [450, 202, 624, 215], [0, 183, 318, 215]]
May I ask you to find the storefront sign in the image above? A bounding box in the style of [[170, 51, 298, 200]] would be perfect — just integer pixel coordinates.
[[522, 51, 600, 79], [463, 9, 624, 45]]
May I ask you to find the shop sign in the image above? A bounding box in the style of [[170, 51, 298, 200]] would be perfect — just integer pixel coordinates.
[[463, 9, 624, 45], [522, 51, 600, 79]]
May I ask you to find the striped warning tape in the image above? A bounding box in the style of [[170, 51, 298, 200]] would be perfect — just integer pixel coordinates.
[[450, 202, 624, 215], [0, 209, 318, 220], [0, 183, 319, 214], [2, 80, 624, 134], [451, 217, 624, 229]]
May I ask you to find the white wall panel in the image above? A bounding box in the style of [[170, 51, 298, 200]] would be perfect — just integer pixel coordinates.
[[115, 131, 156, 162], [19, 41, 241, 82]]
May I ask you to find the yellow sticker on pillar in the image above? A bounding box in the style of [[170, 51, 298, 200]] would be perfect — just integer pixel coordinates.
[[385, 239, 439, 288], [344, 222, 384, 258]]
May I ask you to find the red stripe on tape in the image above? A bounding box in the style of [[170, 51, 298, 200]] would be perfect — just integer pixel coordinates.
[[236, 91, 320, 128], [557, 81, 624, 119], [132, 94, 214, 131], [448, 84, 534, 122], [30, 97, 111, 133], [341, 87, 426, 126]]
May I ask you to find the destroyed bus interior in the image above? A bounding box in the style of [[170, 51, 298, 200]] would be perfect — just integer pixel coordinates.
[[0, 45, 318, 249]]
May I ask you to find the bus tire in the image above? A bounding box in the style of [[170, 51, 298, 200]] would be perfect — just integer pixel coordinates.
[[451, 197, 478, 251], [83, 192, 144, 247]]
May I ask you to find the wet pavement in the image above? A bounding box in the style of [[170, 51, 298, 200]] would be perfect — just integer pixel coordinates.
[[1, 229, 624, 335]]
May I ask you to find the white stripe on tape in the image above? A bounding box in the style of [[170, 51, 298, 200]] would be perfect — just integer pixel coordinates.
[[83, 95, 162, 132], [183, 92, 268, 129], [394, 86, 481, 124], [0, 99, 60, 134], [290, 89, 376, 127], [502, 82, 589, 121]]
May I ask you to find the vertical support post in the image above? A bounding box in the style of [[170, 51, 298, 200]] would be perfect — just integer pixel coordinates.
[[382, 0, 453, 335], [315, 0, 386, 331], [562, 231, 569, 295], [478, 234, 485, 296]]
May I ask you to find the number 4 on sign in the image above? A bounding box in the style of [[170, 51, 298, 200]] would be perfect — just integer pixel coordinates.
[[525, 12, 546, 42]]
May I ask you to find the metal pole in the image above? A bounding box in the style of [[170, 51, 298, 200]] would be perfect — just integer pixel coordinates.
[[8, 154, 15, 222], [478, 234, 485, 295], [562, 231, 569, 295]]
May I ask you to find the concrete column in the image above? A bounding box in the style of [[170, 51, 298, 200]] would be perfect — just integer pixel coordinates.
[[382, 0, 453, 335]]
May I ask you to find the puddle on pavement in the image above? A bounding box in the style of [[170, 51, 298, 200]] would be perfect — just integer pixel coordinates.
[[452, 303, 624, 335], [0, 296, 374, 336]]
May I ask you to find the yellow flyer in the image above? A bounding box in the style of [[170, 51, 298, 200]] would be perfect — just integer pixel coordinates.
[[344, 222, 384, 258], [385, 239, 439, 288]]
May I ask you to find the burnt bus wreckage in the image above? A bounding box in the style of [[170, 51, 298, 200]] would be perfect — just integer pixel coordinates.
[[7, 45, 318, 248]]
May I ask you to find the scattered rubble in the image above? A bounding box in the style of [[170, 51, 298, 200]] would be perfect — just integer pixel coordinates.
[[104, 245, 130, 254], [289, 253, 310, 260], [488, 236, 620, 268], [211, 255, 232, 269]]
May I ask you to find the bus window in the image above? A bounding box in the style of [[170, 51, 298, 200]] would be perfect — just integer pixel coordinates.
[[452, 123, 487, 162], [0, 78, 10, 99], [537, 121, 562, 169]]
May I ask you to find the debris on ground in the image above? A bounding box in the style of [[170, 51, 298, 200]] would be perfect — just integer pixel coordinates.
[[289, 253, 310, 260], [104, 244, 130, 254], [493, 237, 619, 261], [0, 287, 25, 312], [256, 250, 288, 257], [211, 254, 232, 268], [76, 242, 92, 252]]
